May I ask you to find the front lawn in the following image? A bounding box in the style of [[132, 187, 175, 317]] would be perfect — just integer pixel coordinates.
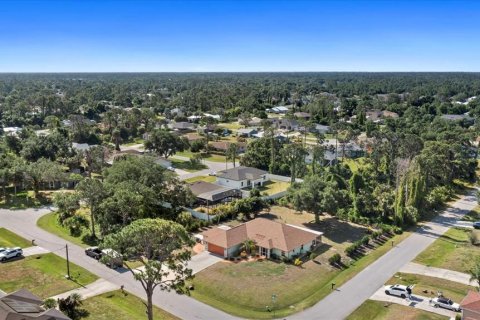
[[176, 151, 227, 163], [414, 227, 479, 273], [37, 211, 98, 248], [462, 205, 480, 221], [82, 290, 179, 320], [347, 299, 448, 320], [386, 273, 475, 303], [0, 228, 32, 248], [184, 175, 217, 183], [0, 190, 52, 209], [171, 158, 208, 172], [0, 253, 98, 299], [192, 230, 411, 319]]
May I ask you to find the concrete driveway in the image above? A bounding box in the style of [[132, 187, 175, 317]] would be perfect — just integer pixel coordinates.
[[189, 251, 223, 275], [370, 287, 457, 318], [452, 221, 474, 229]]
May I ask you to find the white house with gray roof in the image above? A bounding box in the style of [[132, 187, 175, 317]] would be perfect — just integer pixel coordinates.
[[216, 166, 268, 189]]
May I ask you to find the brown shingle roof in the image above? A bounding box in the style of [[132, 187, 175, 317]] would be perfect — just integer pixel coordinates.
[[202, 218, 322, 251], [461, 290, 480, 312]]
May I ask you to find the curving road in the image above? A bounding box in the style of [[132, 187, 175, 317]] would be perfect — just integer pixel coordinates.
[[0, 207, 238, 320], [0, 188, 477, 320]]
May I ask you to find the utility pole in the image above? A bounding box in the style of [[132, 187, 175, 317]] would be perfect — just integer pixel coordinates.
[[65, 244, 71, 279]]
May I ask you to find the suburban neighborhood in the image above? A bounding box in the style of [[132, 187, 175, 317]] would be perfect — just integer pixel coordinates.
[[2, 1, 480, 319]]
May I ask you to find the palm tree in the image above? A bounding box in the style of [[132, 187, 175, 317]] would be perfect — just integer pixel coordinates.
[[242, 239, 256, 255], [227, 143, 238, 168], [112, 127, 121, 151], [469, 261, 480, 291]]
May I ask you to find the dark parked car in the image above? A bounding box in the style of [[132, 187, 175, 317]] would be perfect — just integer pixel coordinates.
[[473, 221, 480, 229], [85, 247, 103, 260]]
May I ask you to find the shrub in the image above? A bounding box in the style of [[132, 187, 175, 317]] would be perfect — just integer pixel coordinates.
[[309, 252, 318, 260], [294, 258, 302, 266], [345, 244, 358, 257], [393, 226, 403, 235], [360, 235, 370, 246], [328, 253, 341, 266], [470, 230, 480, 245], [281, 256, 291, 263]]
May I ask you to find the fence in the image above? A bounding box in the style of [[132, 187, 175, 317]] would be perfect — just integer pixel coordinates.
[[184, 207, 218, 222]]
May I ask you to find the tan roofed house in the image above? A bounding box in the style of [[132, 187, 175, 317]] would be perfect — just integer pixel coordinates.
[[202, 218, 322, 259], [461, 291, 480, 320]]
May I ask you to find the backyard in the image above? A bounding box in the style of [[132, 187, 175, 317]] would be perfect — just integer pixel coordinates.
[[414, 227, 480, 273], [347, 300, 448, 320], [82, 290, 178, 320], [252, 180, 289, 196], [0, 253, 97, 299]]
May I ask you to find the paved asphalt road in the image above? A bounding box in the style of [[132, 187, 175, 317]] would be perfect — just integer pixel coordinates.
[[0, 189, 477, 320], [0, 207, 238, 320], [288, 189, 478, 320]]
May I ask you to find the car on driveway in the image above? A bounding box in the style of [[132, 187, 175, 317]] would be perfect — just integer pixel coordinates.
[[473, 221, 480, 229], [85, 247, 103, 260], [0, 247, 23, 262], [431, 297, 461, 312], [384, 284, 413, 298]]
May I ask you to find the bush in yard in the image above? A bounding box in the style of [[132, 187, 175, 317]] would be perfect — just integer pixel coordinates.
[[345, 244, 358, 257], [470, 230, 480, 245], [309, 252, 318, 260], [360, 235, 370, 246], [393, 226, 403, 234], [294, 258, 302, 266], [328, 253, 341, 266]]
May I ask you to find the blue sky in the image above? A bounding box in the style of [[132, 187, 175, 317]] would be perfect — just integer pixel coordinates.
[[1, 0, 479, 72]]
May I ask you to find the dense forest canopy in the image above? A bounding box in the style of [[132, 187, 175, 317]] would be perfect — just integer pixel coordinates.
[[1, 72, 480, 127]]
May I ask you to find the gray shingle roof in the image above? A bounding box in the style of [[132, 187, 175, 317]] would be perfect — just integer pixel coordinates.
[[216, 166, 267, 181]]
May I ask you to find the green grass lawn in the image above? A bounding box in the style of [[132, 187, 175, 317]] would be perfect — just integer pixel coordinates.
[[176, 151, 227, 163], [0, 253, 97, 299], [82, 290, 179, 320], [414, 227, 479, 273], [254, 180, 289, 195], [347, 300, 448, 320], [0, 228, 32, 248], [37, 211, 96, 248], [191, 231, 411, 319], [170, 158, 208, 172], [462, 205, 480, 221], [0, 191, 51, 209], [386, 273, 475, 303], [184, 175, 217, 183], [219, 122, 243, 130]]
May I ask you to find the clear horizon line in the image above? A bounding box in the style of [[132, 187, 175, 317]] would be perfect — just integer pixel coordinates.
[[1, 70, 480, 74]]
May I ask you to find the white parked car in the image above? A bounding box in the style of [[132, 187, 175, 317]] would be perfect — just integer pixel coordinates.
[[0, 247, 23, 262], [384, 284, 413, 298], [0, 248, 6, 254], [208, 171, 217, 176], [431, 297, 461, 312], [167, 166, 176, 172]]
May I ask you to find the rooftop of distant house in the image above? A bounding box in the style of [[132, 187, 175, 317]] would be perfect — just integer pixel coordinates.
[[216, 166, 267, 181]]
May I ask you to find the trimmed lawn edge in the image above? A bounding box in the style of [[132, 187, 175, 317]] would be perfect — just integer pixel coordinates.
[[191, 231, 411, 319]]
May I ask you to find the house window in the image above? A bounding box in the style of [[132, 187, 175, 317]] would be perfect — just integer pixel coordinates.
[[281, 251, 286, 257], [300, 245, 304, 251], [241, 182, 243, 187]]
